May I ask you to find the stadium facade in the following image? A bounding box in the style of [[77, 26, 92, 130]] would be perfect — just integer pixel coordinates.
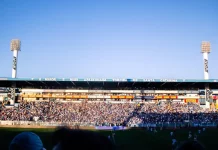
[[0, 40, 217, 109]]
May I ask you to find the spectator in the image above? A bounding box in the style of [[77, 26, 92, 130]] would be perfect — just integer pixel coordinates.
[[52, 127, 114, 150], [0, 101, 217, 126], [9, 132, 45, 150], [176, 140, 205, 150]]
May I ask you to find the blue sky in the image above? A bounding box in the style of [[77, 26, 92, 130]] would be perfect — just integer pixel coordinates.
[[0, 0, 217, 79]]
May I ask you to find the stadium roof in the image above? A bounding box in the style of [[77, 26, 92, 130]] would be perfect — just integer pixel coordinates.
[[0, 78, 218, 89], [0, 77, 218, 82]]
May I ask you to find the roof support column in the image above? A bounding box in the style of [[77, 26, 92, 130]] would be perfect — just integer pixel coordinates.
[[9, 82, 16, 105], [204, 83, 211, 109]]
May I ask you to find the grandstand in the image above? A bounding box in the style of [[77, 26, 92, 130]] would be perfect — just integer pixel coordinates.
[[0, 77, 218, 109], [0, 39, 218, 128]]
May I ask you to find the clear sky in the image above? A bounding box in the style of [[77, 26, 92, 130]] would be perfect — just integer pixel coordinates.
[[0, 0, 217, 79]]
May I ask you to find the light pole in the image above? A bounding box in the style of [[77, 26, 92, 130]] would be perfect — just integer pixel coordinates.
[[201, 41, 211, 109], [10, 39, 21, 105], [201, 41, 210, 79]]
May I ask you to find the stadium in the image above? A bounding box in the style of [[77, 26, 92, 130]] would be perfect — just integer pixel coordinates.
[[0, 41, 217, 109], [0, 39, 218, 150]]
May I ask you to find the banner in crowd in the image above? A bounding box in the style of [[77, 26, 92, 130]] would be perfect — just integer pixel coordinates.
[[184, 99, 198, 103], [95, 126, 127, 130], [213, 95, 218, 99], [155, 96, 178, 99], [135, 96, 154, 99]]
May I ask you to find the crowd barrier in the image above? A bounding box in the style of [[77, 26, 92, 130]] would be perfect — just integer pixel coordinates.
[[0, 121, 96, 127], [129, 122, 218, 128], [95, 126, 127, 130], [0, 121, 217, 128]]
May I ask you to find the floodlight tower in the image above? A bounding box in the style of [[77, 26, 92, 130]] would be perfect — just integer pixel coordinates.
[[201, 41, 211, 109], [9, 39, 20, 105], [201, 41, 210, 79], [10, 39, 21, 78]]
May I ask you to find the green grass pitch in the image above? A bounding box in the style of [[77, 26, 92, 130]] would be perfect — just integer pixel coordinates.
[[0, 127, 218, 150]]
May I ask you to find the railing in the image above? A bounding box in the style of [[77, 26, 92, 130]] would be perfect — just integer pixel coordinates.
[[129, 122, 217, 128], [0, 121, 217, 128], [0, 121, 96, 127]]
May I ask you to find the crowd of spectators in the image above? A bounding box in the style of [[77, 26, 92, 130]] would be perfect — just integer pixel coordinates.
[[0, 101, 217, 126]]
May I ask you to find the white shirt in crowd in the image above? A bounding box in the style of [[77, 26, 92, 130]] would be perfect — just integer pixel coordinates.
[[172, 139, 177, 145], [198, 130, 201, 134], [194, 135, 197, 141], [170, 132, 174, 136], [188, 133, 192, 139]]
